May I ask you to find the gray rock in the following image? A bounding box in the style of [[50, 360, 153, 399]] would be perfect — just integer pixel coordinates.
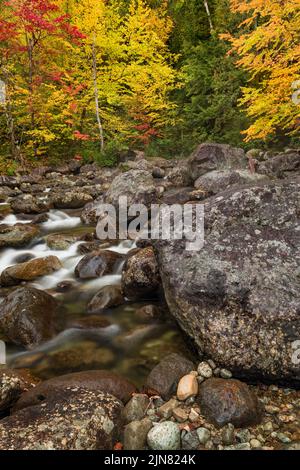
[[188, 143, 247, 181], [220, 369, 233, 379], [145, 353, 194, 400], [123, 394, 149, 424], [197, 362, 213, 378], [147, 421, 181, 451], [181, 430, 199, 450], [162, 187, 194, 205], [277, 433, 291, 444], [158, 398, 179, 419], [106, 170, 157, 208], [166, 166, 192, 187], [124, 418, 153, 450], [194, 169, 267, 195], [236, 429, 251, 443], [196, 427, 211, 445], [259, 150, 300, 178], [222, 424, 235, 445], [224, 443, 251, 451], [154, 179, 300, 384]]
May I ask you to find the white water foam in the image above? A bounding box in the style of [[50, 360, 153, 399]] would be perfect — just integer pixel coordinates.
[[0, 214, 32, 225], [42, 210, 81, 231], [0, 210, 135, 291]]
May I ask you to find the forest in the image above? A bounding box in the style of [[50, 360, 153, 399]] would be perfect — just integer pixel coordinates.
[[0, 0, 299, 173]]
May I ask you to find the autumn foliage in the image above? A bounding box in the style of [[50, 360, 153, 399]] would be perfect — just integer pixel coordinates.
[[0, 0, 299, 166], [224, 0, 300, 141]]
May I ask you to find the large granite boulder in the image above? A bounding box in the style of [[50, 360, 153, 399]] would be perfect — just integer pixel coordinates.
[[188, 143, 247, 181], [0, 388, 123, 450], [194, 169, 268, 195], [106, 169, 157, 207], [154, 178, 300, 385], [259, 150, 300, 178]]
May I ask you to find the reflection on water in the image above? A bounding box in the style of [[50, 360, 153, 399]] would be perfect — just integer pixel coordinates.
[[1, 209, 189, 386]]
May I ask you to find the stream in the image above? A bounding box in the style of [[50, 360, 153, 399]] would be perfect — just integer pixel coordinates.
[[0, 203, 188, 386]]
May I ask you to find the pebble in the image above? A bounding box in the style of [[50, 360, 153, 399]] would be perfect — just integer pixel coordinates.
[[265, 405, 280, 414], [158, 399, 179, 419], [250, 439, 261, 449], [147, 421, 181, 451], [222, 424, 235, 445], [197, 362, 213, 379], [262, 421, 273, 433], [236, 429, 251, 443], [277, 433, 291, 444], [181, 430, 199, 450], [172, 407, 188, 423], [207, 359, 216, 369], [205, 440, 215, 450], [189, 408, 200, 422], [177, 374, 198, 401], [224, 443, 251, 451], [286, 442, 300, 450], [196, 427, 211, 445], [214, 368, 221, 377], [220, 368, 233, 379]]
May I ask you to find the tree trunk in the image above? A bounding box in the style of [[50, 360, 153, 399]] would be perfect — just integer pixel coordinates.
[[1, 68, 20, 162], [92, 35, 104, 152], [26, 35, 37, 157], [203, 0, 214, 34]]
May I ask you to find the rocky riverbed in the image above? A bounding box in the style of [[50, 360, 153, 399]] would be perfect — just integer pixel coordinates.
[[0, 143, 299, 450]]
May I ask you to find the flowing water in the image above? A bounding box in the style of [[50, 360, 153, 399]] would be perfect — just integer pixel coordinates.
[[0, 205, 188, 386]]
